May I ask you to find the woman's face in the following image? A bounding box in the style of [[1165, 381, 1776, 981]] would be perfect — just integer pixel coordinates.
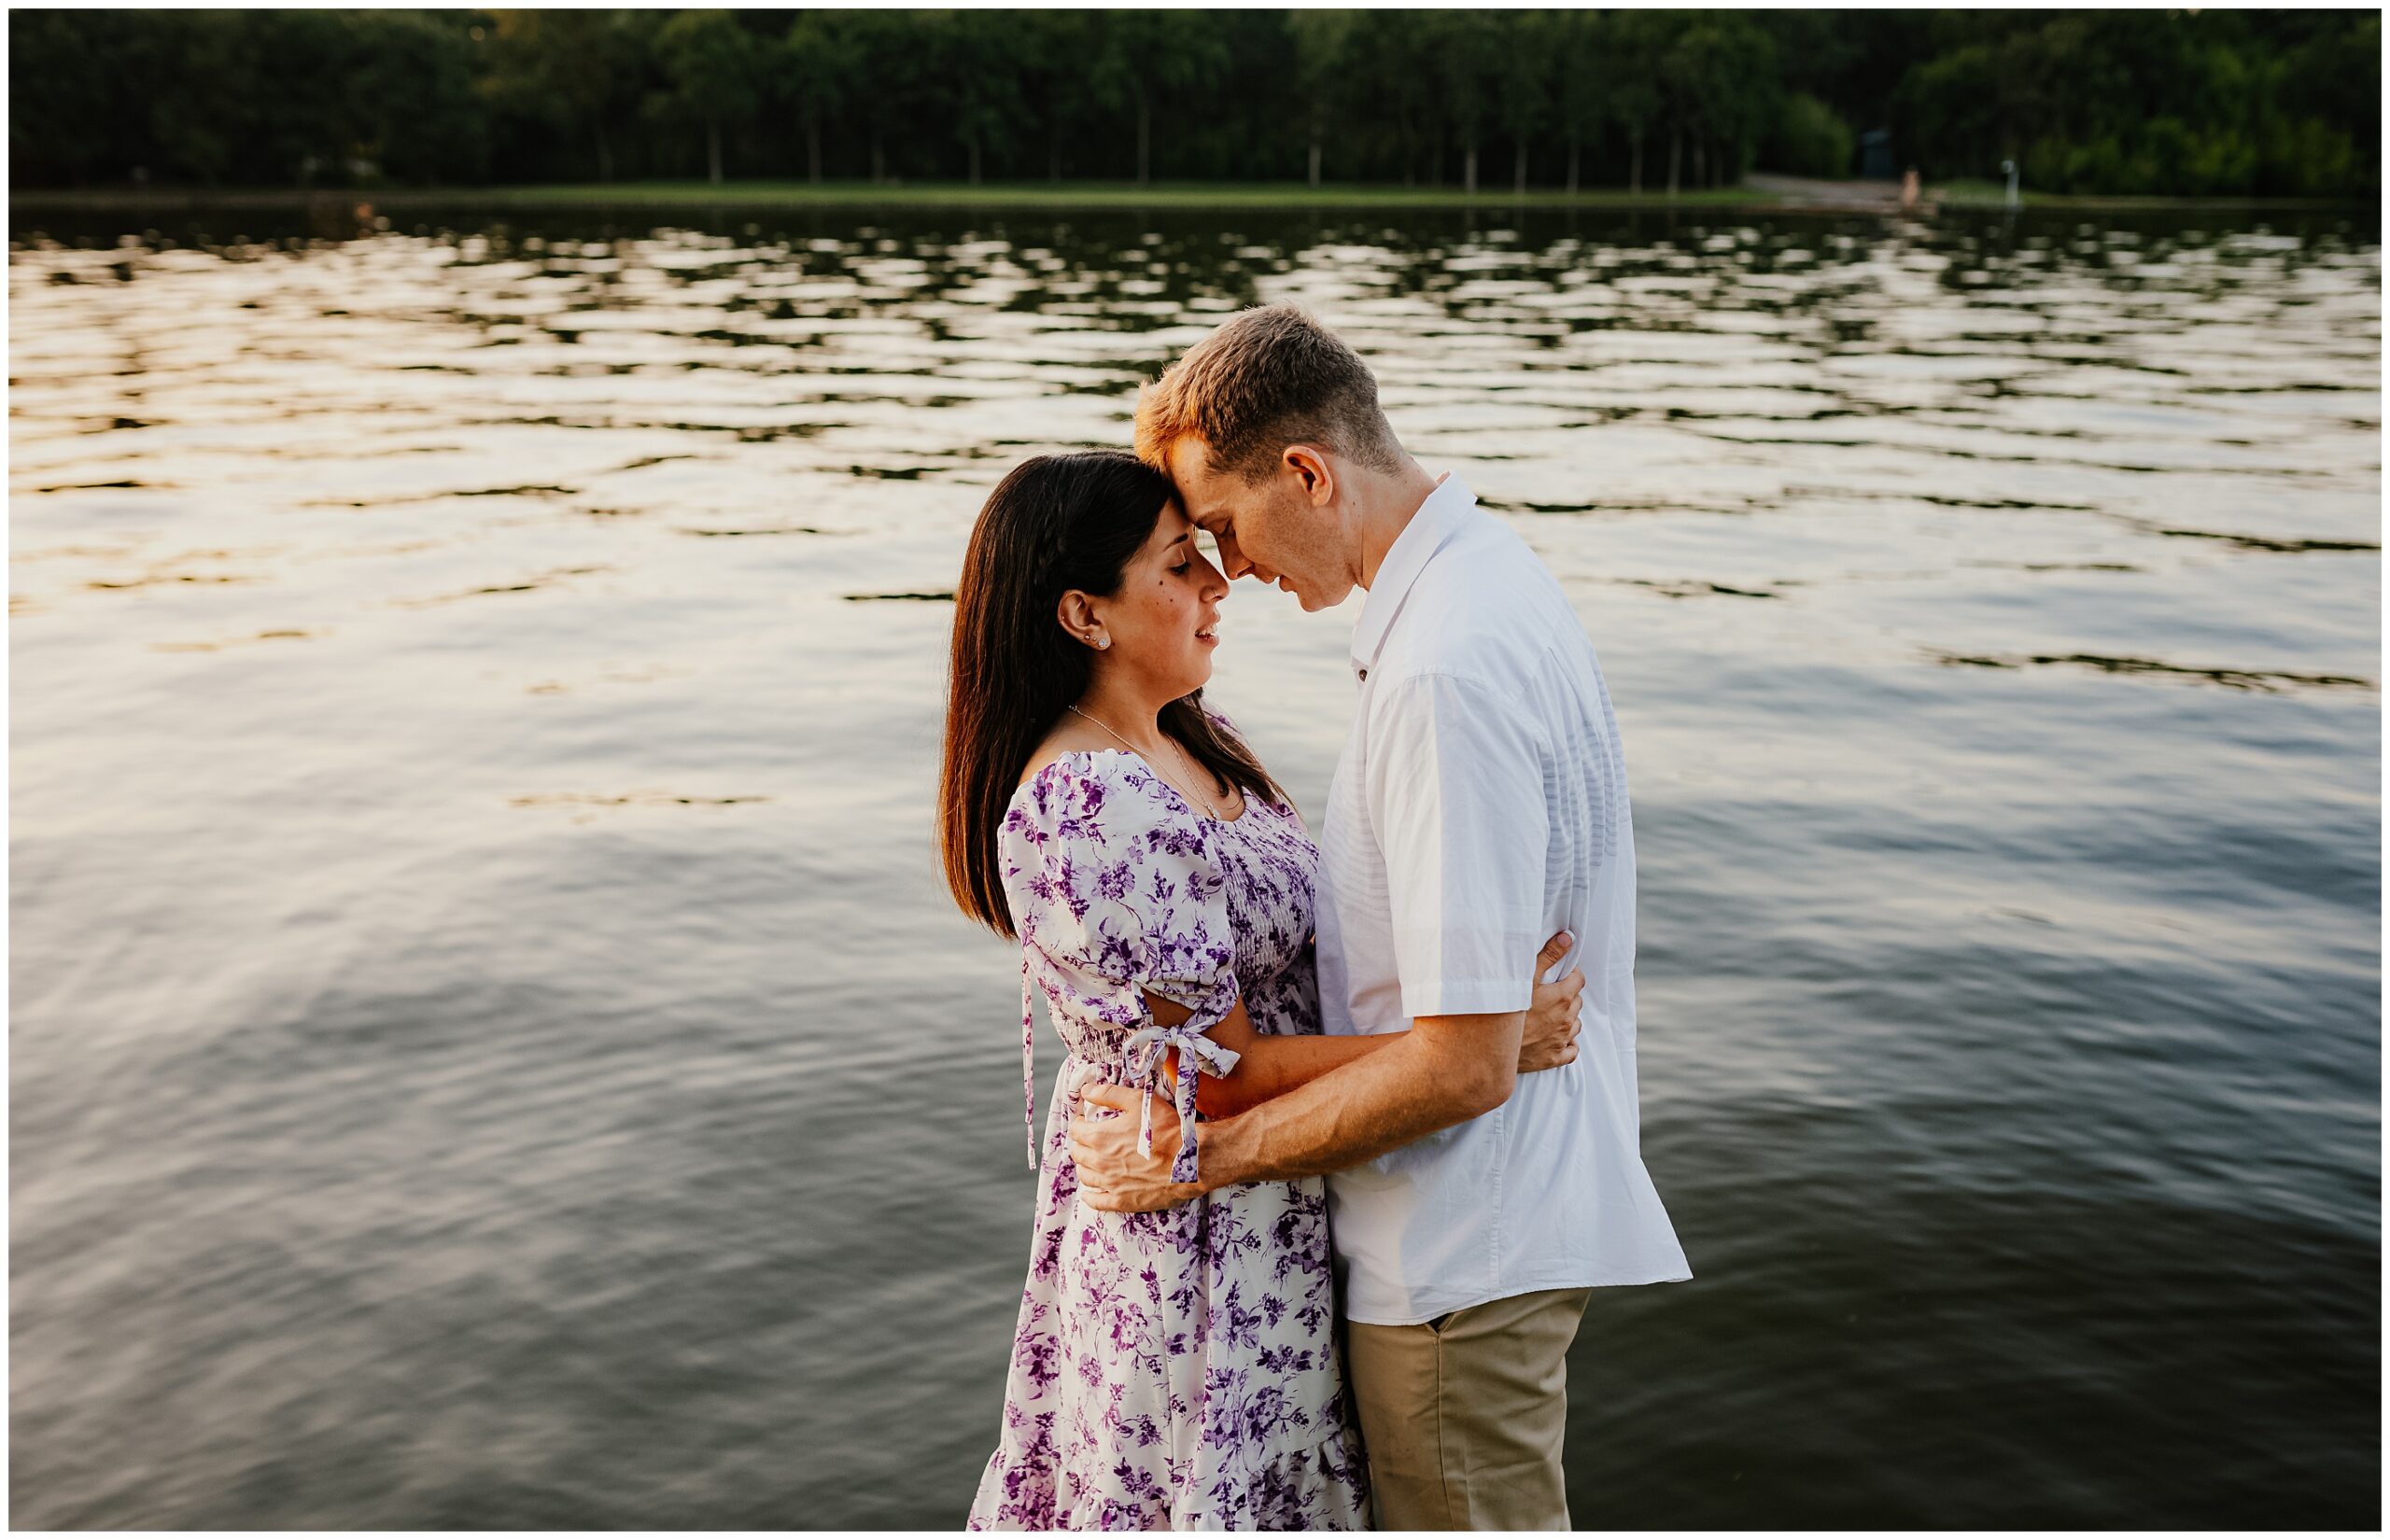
[[1079, 499, 1230, 702]]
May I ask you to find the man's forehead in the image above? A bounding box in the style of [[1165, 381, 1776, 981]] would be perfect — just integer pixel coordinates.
[[1164, 434, 1210, 474], [1161, 438, 1237, 526], [1164, 438, 1215, 487]]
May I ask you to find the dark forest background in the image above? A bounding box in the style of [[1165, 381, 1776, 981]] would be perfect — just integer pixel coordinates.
[[10, 8, 2381, 199]]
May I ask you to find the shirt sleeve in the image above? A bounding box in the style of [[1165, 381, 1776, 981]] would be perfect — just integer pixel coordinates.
[[1002, 755, 1242, 1180], [1364, 670, 1552, 1019]]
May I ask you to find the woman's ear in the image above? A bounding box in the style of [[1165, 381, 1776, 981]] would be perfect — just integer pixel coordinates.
[[1057, 590, 1109, 651]]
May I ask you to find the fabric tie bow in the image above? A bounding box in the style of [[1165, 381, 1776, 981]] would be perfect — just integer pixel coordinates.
[[1121, 1019, 1242, 1185]]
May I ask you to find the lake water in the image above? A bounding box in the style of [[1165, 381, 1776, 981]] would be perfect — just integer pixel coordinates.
[[9, 200, 2379, 1528]]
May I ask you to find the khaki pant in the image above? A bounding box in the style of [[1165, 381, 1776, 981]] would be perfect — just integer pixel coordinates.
[[1343, 1286, 1595, 1531]]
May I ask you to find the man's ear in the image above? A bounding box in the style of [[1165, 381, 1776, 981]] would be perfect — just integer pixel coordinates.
[[1284, 444, 1337, 507]]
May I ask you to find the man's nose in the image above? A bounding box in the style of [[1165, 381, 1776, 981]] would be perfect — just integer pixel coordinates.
[[1215, 532, 1254, 580]]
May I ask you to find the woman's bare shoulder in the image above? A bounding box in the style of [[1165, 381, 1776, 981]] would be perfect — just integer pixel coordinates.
[[1014, 721, 1122, 792]]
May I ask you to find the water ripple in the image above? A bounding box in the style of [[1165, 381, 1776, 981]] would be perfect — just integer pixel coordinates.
[[7, 203, 2378, 1531]]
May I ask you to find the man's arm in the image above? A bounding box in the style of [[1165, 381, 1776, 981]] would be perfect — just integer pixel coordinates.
[[1076, 668, 1553, 1213], [1158, 930, 1579, 1119], [1212, 1007, 1522, 1178], [1072, 1009, 1520, 1211]]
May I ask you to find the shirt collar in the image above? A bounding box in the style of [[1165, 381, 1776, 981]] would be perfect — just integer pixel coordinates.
[[1350, 471, 1477, 677]]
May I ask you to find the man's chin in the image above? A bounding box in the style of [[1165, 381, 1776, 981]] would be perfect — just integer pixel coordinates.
[[1253, 573, 1349, 610]]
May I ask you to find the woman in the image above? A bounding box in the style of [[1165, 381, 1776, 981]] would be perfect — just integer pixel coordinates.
[[936, 451, 1585, 1531]]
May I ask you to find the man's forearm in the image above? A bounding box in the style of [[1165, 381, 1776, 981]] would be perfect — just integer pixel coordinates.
[[1197, 1012, 1521, 1189]]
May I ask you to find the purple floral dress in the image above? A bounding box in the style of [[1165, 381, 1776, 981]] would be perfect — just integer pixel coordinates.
[[967, 742, 1371, 1532]]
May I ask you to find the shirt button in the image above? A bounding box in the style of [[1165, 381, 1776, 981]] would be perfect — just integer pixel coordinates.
[[1357, 666, 1369, 680]]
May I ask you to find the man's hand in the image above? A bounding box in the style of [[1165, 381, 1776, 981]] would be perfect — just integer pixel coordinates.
[[1069, 1085, 1204, 1212], [1521, 930, 1584, 1074]]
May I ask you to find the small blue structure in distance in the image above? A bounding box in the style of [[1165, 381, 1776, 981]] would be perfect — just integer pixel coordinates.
[[1860, 129, 1895, 180]]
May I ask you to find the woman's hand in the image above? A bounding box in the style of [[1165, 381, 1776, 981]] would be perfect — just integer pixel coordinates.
[[1520, 931, 1584, 1074], [1072, 1085, 1202, 1211]]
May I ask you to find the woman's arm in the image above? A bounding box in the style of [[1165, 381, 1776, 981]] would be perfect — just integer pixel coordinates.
[[1151, 930, 1583, 1120], [1151, 993, 1398, 1119]]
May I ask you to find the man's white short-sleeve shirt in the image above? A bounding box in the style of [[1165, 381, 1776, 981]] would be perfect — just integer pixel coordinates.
[[1318, 472, 1693, 1325]]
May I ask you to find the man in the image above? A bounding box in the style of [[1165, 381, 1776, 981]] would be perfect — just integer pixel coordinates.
[[1071, 303, 1691, 1530]]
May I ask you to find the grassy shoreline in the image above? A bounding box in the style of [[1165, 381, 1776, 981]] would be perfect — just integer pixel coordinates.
[[12, 178, 2373, 217]]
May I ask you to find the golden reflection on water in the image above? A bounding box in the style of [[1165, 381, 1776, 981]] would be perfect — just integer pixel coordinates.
[[7, 207, 2381, 1529]]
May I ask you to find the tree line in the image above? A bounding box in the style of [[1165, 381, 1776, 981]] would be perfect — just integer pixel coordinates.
[[10, 9, 2380, 199]]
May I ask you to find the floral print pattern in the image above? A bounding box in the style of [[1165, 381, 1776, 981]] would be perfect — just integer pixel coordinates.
[[968, 744, 1371, 1531]]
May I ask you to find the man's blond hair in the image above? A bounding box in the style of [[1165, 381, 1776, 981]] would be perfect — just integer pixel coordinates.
[[1133, 304, 1402, 483]]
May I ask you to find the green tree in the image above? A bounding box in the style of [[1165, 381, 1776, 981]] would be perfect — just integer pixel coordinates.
[[839, 8, 928, 182], [1433, 9, 1505, 194], [1899, 40, 2015, 178], [485, 10, 635, 182], [1090, 11, 1230, 185], [650, 8, 759, 184], [935, 10, 1025, 184], [4, 8, 2380, 199], [1549, 11, 1599, 194], [349, 11, 485, 184], [1289, 9, 1357, 188], [1663, 17, 1778, 189], [1768, 92, 1854, 178], [1497, 10, 1554, 195], [1003, 10, 1089, 181], [1334, 11, 1441, 185], [1603, 12, 1668, 196], [140, 12, 256, 186], [780, 11, 853, 183], [12, 10, 149, 185], [255, 9, 375, 185]]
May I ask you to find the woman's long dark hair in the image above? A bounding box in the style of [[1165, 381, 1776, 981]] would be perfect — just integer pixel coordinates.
[[939, 451, 1288, 937]]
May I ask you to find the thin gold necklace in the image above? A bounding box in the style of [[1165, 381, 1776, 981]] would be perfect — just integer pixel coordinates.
[[1064, 704, 1231, 820]]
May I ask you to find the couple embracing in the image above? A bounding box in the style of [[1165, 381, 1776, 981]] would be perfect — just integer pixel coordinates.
[[937, 306, 1690, 1531]]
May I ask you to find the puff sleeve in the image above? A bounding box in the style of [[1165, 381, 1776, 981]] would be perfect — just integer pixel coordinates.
[[1002, 754, 1243, 1181]]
